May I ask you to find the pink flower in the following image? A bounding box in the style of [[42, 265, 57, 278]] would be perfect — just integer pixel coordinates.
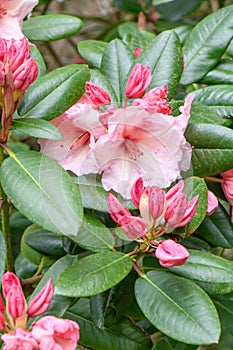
[[221, 169, 233, 207], [0, 311, 5, 330], [39, 96, 106, 176], [85, 81, 111, 106], [155, 239, 189, 268], [165, 181, 198, 228], [134, 48, 142, 57], [132, 85, 172, 114], [206, 190, 218, 216], [0, 0, 38, 39], [83, 101, 192, 199], [139, 186, 165, 228], [1, 329, 38, 350], [6, 286, 26, 321], [27, 279, 54, 318], [32, 316, 80, 350], [125, 63, 152, 98]]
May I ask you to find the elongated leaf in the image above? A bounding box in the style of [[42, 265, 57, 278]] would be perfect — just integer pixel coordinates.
[[23, 14, 83, 42], [118, 22, 155, 51], [101, 39, 135, 103], [185, 123, 233, 176], [55, 251, 132, 297], [196, 202, 233, 248], [68, 213, 114, 252], [18, 64, 90, 120], [153, 0, 175, 4], [65, 298, 151, 350], [135, 271, 220, 345], [157, 0, 202, 22], [29, 45, 46, 79], [12, 119, 62, 140], [152, 338, 174, 350], [90, 291, 111, 329], [189, 103, 222, 125], [201, 59, 233, 85], [0, 151, 83, 236], [181, 5, 233, 84], [139, 31, 182, 99], [78, 40, 108, 69], [0, 231, 6, 281], [171, 250, 233, 295], [184, 177, 208, 236], [214, 292, 233, 336]]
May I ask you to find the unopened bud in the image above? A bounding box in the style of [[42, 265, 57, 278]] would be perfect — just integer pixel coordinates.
[[27, 279, 54, 318], [125, 63, 152, 98]]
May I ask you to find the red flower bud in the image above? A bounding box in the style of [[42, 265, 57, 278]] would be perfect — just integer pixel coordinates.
[[2, 272, 22, 299], [27, 279, 54, 318], [107, 193, 132, 224], [206, 190, 218, 216], [6, 285, 26, 320], [85, 81, 111, 106], [125, 63, 152, 98], [130, 177, 144, 209], [134, 48, 142, 57], [155, 239, 189, 268]]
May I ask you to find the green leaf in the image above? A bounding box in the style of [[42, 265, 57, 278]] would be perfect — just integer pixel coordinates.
[[193, 85, 233, 116], [189, 103, 222, 125], [23, 14, 83, 42], [101, 39, 135, 103], [78, 40, 108, 69], [184, 177, 208, 236], [118, 22, 155, 51], [90, 69, 118, 104], [153, 0, 175, 4], [65, 298, 151, 350], [181, 5, 233, 84], [171, 249, 233, 295], [157, 0, 202, 22], [201, 59, 233, 85], [196, 202, 233, 248], [18, 64, 90, 120], [12, 119, 62, 140], [214, 292, 233, 336], [55, 251, 133, 297], [0, 231, 6, 281], [29, 45, 46, 79], [135, 270, 220, 345], [90, 291, 111, 329], [69, 213, 114, 252], [113, 0, 142, 13], [185, 123, 233, 176], [139, 31, 182, 99], [0, 151, 83, 236], [152, 338, 174, 350]]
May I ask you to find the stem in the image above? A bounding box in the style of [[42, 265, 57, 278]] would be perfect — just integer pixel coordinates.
[[133, 261, 145, 277], [0, 146, 14, 272], [204, 176, 223, 183], [123, 96, 129, 109]]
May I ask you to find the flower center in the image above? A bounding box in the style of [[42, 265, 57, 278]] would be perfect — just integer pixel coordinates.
[[0, 8, 7, 17], [70, 131, 90, 150]]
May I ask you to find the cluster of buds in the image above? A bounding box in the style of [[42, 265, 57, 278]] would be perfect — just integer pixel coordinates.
[[0, 37, 38, 142], [108, 178, 199, 267], [0, 272, 80, 350]]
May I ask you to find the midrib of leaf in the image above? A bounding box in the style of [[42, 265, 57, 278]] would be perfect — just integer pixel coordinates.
[[213, 299, 233, 315], [143, 274, 215, 337], [83, 222, 114, 250], [184, 8, 233, 67]]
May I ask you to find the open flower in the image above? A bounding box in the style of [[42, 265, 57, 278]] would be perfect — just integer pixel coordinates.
[[155, 239, 189, 268], [1, 329, 38, 350], [0, 0, 38, 39]]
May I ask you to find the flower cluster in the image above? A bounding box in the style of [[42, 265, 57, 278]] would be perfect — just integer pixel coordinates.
[[0, 272, 80, 350], [108, 178, 199, 267], [39, 63, 194, 199]]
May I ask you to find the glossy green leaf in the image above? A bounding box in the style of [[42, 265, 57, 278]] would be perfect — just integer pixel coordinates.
[[0, 231, 6, 281], [65, 298, 151, 350], [153, 0, 175, 4], [101, 39, 135, 103], [135, 270, 220, 345], [29, 45, 46, 79], [181, 5, 233, 84], [184, 177, 208, 236], [68, 213, 114, 252], [0, 151, 83, 236], [201, 59, 233, 85], [23, 14, 83, 42], [78, 40, 108, 69], [113, 0, 142, 13], [90, 291, 111, 329], [157, 0, 202, 22], [139, 31, 182, 99], [189, 103, 222, 125], [12, 119, 62, 140], [55, 251, 133, 297], [152, 338, 174, 350], [171, 250, 233, 295], [18, 64, 90, 120], [196, 202, 233, 248], [118, 22, 155, 51], [181, 236, 211, 252], [214, 292, 233, 336], [185, 123, 233, 176]]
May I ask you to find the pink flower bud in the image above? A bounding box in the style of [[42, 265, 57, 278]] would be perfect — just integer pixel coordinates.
[[125, 63, 152, 98], [134, 47, 142, 57], [130, 177, 144, 209], [118, 215, 147, 239], [221, 178, 233, 206], [6, 285, 26, 320], [221, 168, 233, 179], [2, 272, 22, 299], [0, 312, 5, 330], [86, 81, 111, 106], [139, 186, 165, 227], [206, 190, 218, 216], [0, 295, 5, 312], [27, 278, 54, 318], [155, 239, 189, 268], [13, 57, 38, 91], [107, 193, 132, 224]]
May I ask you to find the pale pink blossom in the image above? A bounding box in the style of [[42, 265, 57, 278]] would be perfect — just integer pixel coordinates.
[[86, 81, 111, 106], [125, 63, 152, 98], [206, 190, 218, 216], [32, 316, 80, 350], [1, 329, 38, 350], [155, 239, 189, 268], [134, 47, 142, 57], [165, 181, 198, 228], [0, 0, 38, 39], [39, 97, 106, 176], [174, 93, 195, 132], [27, 279, 54, 318]]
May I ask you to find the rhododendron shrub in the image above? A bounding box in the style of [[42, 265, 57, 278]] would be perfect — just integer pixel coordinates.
[[0, 1, 233, 349]]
